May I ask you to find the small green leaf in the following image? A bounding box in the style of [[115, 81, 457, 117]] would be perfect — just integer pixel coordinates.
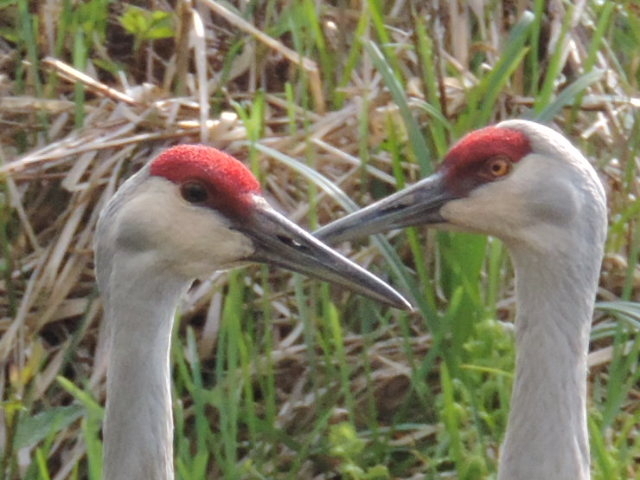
[[119, 5, 174, 42], [15, 405, 83, 450], [120, 6, 147, 35]]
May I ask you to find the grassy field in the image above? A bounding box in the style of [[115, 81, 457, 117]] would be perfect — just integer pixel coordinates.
[[1, 0, 639, 479]]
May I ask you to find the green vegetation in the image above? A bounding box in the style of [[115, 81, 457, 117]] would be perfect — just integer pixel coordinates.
[[0, 1, 638, 479]]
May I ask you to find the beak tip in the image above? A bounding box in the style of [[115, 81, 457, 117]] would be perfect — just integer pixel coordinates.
[[395, 294, 415, 312], [364, 284, 413, 311]]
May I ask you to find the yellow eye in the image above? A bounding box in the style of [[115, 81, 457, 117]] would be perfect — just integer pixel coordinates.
[[486, 156, 512, 178]]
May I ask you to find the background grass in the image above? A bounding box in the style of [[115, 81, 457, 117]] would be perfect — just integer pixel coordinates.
[[0, 1, 639, 479]]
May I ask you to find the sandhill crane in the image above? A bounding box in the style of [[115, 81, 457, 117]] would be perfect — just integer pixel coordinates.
[[315, 119, 607, 480], [94, 144, 411, 480]]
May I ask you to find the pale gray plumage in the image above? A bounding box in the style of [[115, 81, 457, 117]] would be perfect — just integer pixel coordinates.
[[95, 146, 411, 480], [316, 120, 607, 480]]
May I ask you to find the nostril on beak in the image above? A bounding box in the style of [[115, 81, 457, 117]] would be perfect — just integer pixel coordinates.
[[277, 235, 305, 250]]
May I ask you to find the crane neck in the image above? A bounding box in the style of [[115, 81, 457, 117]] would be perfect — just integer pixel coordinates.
[[102, 257, 189, 480], [498, 244, 602, 480]]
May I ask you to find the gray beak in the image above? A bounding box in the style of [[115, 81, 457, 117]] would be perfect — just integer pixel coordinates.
[[315, 171, 456, 244], [236, 198, 413, 311]]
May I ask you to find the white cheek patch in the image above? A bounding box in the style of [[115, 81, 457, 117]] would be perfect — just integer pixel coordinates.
[[168, 208, 255, 278], [439, 154, 584, 247], [113, 177, 256, 279], [439, 181, 525, 236]]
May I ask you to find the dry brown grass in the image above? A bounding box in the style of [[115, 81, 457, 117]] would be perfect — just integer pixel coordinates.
[[1, 1, 639, 478]]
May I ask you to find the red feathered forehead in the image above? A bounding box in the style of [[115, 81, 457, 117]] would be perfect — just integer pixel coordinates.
[[150, 145, 261, 218], [442, 126, 531, 170], [150, 145, 261, 193]]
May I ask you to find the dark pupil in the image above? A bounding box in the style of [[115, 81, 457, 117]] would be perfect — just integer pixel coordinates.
[[181, 182, 208, 203]]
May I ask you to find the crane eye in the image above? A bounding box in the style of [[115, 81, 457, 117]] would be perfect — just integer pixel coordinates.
[[181, 181, 209, 204], [486, 156, 512, 178]]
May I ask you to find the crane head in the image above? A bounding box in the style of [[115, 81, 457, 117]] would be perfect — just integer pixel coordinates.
[[315, 120, 607, 252], [95, 145, 411, 310]]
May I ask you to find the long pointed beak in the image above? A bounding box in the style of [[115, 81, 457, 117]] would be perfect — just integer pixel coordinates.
[[236, 197, 413, 311], [315, 171, 457, 244]]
